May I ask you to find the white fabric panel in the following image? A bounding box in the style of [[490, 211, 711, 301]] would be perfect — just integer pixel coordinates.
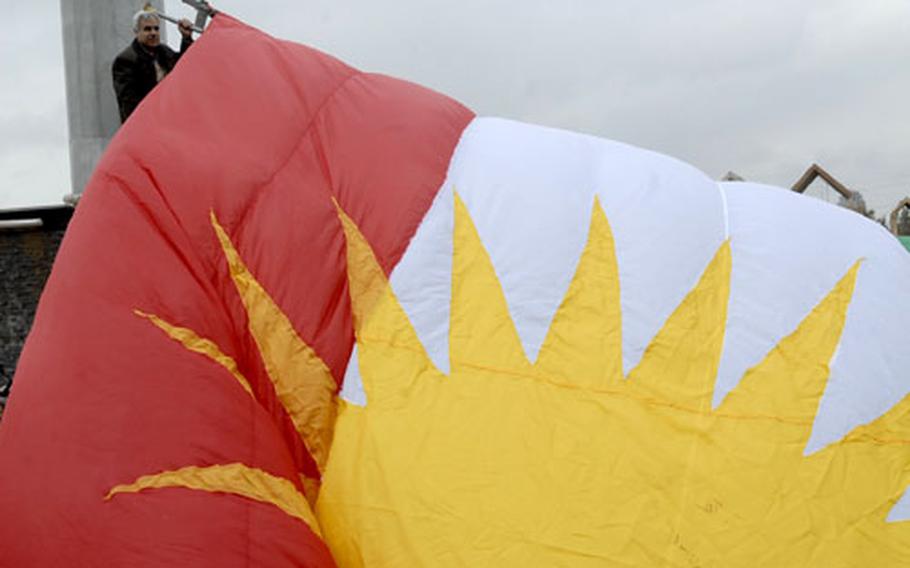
[[339, 345, 367, 406], [446, 118, 598, 364], [807, 222, 910, 453], [716, 182, 857, 405], [340, 184, 457, 407], [388, 184, 456, 373], [889, 490, 910, 523], [386, 117, 726, 377], [590, 135, 727, 373], [719, 182, 910, 454], [341, 117, 728, 404]]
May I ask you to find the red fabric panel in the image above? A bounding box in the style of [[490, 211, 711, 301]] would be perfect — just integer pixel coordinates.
[[315, 73, 474, 275], [0, 14, 473, 567]]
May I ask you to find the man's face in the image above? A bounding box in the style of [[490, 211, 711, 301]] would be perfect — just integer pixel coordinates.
[[136, 16, 161, 49]]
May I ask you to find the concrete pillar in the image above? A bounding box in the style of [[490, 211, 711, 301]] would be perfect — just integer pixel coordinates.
[[60, 1, 165, 201]]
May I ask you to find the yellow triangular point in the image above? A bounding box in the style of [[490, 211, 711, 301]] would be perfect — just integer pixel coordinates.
[[450, 193, 532, 375], [536, 197, 623, 389], [334, 199, 443, 407], [629, 240, 731, 411], [106, 463, 322, 537], [806, 392, 910, 530], [211, 211, 337, 471], [717, 261, 861, 449]]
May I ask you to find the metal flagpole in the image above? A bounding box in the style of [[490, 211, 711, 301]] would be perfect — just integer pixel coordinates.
[[142, 1, 216, 34]]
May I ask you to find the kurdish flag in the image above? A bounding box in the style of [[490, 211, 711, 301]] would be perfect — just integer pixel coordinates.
[[1, 14, 909, 567]]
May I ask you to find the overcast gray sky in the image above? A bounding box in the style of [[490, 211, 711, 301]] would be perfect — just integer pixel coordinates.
[[2, 1, 908, 216]]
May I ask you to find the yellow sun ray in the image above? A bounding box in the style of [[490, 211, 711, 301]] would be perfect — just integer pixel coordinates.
[[334, 199, 444, 407], [535, 197, 623, 390], [715, 261, 861, 449], [210, 211, 337, 472], [133, 309, 254, 397], [106, 463, 322, 537], [627, 240, 731, 412], [317, 192, 910, 567], [450, 193, 533, 376]]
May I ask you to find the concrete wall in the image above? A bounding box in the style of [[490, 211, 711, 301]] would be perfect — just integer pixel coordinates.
[[60, 0, 165, 197]]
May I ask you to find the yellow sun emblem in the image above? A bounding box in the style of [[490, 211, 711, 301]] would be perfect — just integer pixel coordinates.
[[316, 193, 910, 567], [104, 192, 910, 567]]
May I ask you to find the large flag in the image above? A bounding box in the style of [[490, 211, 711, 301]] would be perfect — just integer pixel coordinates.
[[0, 14, 471, 567], [2, 13, 909, 567]]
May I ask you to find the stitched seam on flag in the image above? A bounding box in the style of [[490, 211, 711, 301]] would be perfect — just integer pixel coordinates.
[[232, 69, 361, 233], [841, 436, 910, 446], [221, 71, 365, 406], [99, 172, 220, 299], [355, 334, 831, 427], [716, 180, 730, 240]]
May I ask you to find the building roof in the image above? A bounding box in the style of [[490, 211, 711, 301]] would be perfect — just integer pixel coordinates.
[[791, 163, 853, 199], [720, 171, 745, 182]]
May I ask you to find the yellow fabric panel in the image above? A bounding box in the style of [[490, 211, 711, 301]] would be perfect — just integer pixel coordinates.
[[133, 309, 254, 397], [535, 197, 623, 389], [450, 194, 533, 375], [716, 262, 860, 433], [317, 195, 910, 566], [652, 260, 856, 567], [626, 241, 730, 410], [106, 463, 322, 537], [334, 200, 444, 409], [210, 212, 337, 472]]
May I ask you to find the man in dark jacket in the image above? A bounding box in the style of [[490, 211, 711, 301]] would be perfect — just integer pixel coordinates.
[[112, 10, 195, 123]]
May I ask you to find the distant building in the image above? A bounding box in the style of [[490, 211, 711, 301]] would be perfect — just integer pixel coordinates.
[[889, 198, 910, 236], [788, 163, 892, 224], [720, 163, 859, 210], [791, 163, 854, 200], [889, 199, 910, 254], [719, 164, 910, 246]]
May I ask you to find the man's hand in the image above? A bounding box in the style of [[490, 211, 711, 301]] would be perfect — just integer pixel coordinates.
[[178, 18, 193, 38]]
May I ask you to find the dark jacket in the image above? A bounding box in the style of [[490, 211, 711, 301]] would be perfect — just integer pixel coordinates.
[[112, 37, 193, 123]]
